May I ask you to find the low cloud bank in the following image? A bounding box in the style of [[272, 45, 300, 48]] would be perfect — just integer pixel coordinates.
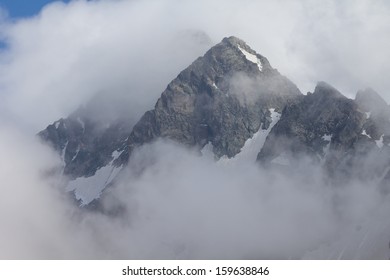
[[0, 126, 389, 259]]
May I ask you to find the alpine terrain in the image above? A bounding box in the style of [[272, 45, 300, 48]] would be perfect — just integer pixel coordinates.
[[39, 36, 390, 259], [39, 36, 302, 205]]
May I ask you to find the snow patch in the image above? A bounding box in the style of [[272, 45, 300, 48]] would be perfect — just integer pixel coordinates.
[[237, 45, 262, 71], [59, 141, 69, 176], [71, 146, 80, 162], [322, 134, 332, 158], [322, 134, 332, 142], [375, 135, 384, 148], [61, 141, 68, 165], [219, 108, 281, 164], [200, 142, 214, 159], [54, 121, 60, 129], [362, 130, 371, 138], [66, 150, 123, 206], [77, 117, 85, 132], [365, 112, 371, 118], [212, 82, 218, 89], [111, 150, 121, 161]]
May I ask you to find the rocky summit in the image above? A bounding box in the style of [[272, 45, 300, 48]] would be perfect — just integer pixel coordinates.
[[124, 36, 301, 161], [39, 36, 301, 205], [257, 82, 390, 186], [39, 36, 390, 205]]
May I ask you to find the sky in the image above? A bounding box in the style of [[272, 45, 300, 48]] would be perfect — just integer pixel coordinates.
[[0, 0, 390, 259], [0, 0, 389, 132], [0, 0, 70, 18]]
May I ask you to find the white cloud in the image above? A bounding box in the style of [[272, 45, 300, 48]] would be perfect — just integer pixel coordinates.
[[82, 140, 390, 259], [0, 0, 390, 130], [0, 122, 100, 259], [0, 0, 213, 131]]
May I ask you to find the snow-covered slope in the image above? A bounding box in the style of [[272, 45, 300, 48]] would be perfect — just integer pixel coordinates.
[[66, 151, 122, 206], [216, 108, 281, 164]]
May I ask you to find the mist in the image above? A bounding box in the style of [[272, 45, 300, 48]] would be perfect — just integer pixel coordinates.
[[1, 0, 390, 130], [0, 0, 390, 259], [1, 131, 389, 259]]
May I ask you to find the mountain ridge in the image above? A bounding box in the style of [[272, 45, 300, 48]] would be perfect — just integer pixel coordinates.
[[39, 36, 390, 205]]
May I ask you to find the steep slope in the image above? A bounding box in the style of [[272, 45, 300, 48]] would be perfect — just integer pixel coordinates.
[[355, 88, 390, 191], [257, 82, 365, 163], [257, 82, 390, 184], [38, 93, 134, 180], [356, 88, 390, 144], [39, 36, 302, 205], [122, 36, 301, 161]]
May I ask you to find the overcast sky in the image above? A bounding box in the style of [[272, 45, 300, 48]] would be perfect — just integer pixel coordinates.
[[0, 0, 389, 131]]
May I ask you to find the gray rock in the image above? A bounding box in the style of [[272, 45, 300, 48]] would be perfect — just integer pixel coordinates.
[[39, 36, 301, 203], [257, 81, 390, 183], [38, 108, 132, 179], [125, 36, 301, 160]]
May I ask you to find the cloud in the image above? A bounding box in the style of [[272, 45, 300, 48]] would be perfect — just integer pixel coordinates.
[[0, 122, 99, 259], [0, 0, 390, 130], [74, 140, 390, 259], [0, 131, 389, 259], [0, 0, 213, 131], [0, 0, 389, 259]]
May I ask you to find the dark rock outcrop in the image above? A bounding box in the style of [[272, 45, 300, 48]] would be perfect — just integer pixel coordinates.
[[257, 82, 390, 183], [123, 36, 301, 160]]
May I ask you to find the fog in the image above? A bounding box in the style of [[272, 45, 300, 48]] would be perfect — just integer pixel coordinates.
[[0, 0, 390, 259], [2, 133, 388, 259]]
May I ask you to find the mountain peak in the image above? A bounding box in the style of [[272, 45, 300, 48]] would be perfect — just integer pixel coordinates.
[[222, 36, 248, 48], [355, 87, 388, 113], [129, 36, 301, 157], [221, 36, 256, 54], [199, 36, 271, 73], [313, 81, 345, 99], [40, 36, 302, 205]]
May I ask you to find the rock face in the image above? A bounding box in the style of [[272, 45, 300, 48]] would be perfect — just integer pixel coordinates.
[[36, 35, 390, 259], [257, 82, 390, 184], [39, 35, 390, 203], [257, 82, 365, 163], [124, 36, 301, 160], [38, 107, 132, 180], [39, 36, 302, 204], [356, 88, 390, 144]]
